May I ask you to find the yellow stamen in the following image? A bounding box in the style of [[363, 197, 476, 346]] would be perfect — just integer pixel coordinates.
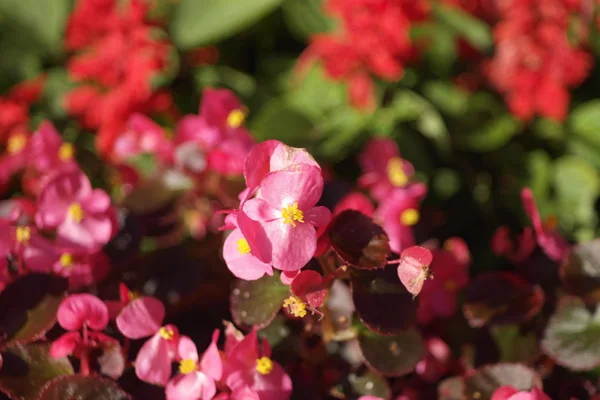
[[283, 295, 307, 318], [236, 238, 251, 255], [159, 327, 175, 340], [15, 226, 31, 243], [400, 209, 419, 226], [281, 203, 304, 227], [68, 203, 84, 223], [128, 291, 140, 301], [227, 109, 246, 128], [58, 143, 75, 162], [179, 358, 197, 374], [387, 157, 408, 187], [7, 133, 27, 154], [59, 253, 73, 268], [256, 356, 273, 375]]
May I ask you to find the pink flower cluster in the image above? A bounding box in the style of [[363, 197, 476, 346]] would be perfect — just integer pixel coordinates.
[[72, 287, 292, 400], [300, 0, 429, 110], [64, 0, 174, 156], [484, 0, 593, 121], [0, 122, 117, 292], [222, 140, 331, 280]]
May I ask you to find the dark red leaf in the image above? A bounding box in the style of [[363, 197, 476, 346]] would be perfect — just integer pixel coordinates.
[[38, 375, 131, 400], [463, 363, 543, 400], [560, 240, 600, 303]]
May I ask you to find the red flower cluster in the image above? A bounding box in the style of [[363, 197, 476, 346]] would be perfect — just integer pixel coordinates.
[[301, 0, 429, 110], [485, 0, 592, 121], [64, 0, 173, 156]]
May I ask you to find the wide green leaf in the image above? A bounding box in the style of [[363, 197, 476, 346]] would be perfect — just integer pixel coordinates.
[[0, 342, 74, 400], [542, 296, 600, 371], [463, 363, 542, 400], [433, 3, 493, 50], [38, 375, 131, 400], [171, 0, 283, 49], [282, 0, 333, 41], [230, 272, 289, 329], [570, 100, 600, 149]]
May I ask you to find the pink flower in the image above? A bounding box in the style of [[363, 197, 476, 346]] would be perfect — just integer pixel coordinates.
[[521, 188, 570, 262], [415, 337, 451, 383], [376, 189, 426, 254], [223, 329, 292, 400], [114, 292, 177, 386], [50, 294, 114, 359], [222, 211, 273, 280], [165, 330, 223, 400], [111, 113, 173, 164], [396, 245, 433, 296], [358, 138, 420, 201], [491, 386, 551, 400], [241, 140, 319, 204], [243, 164, 331, 271], [0, 130, 29, 186], [418, 239, 470, 324], [36, 167, 117, 251], [29, 121, 77, 173], [332, 192, 375, 217], [491, 225, 535, 264]]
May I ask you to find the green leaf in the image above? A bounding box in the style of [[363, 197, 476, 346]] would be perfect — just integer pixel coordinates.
[[347, 370, 391, 399], [171, 0, 283, 49], [570, 100, 600, 149], [457, 114, 522, 152], [258, 316, 290, 348], [250, 98, 316, 147], [464, 363, 542, 400], [542, 296, 600, 371], [282, 0, 333, 41], [230, 272, 289, 330], [490, 325, 539, 363], [423, 80, 469, 117], [560, 240, 600, 303], [0, 274, 67, 344], [38, 375, 131, 400], [433, 3, 493, 50], [438, 377, 465, 400], [357, 323, 424, 376], [526, 150, 552, 201], [0, 342, 74, 399], [553, 156, 600, 233]]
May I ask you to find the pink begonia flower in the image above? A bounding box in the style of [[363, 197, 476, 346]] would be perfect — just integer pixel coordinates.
[[51, 294, 115, 359], [165, 331, 222, 400], [174, 88, 254, 176], [415, 337, 451, 383], [222, 211, 273, 280], [491, 386, 551, 400], [332, 192, 375, 217], [112, 113, 173, 165], [29, 121, 77, 173], [0, 130, 29, 187], [241, 140, 319, 204], [521, 188, 570, 262], [418, 239, 470, 324], [396, 246, 433, 297], [0, 257, 10, 293], [223, 329, 292, 400], [23, 236, 110, 289], [36, 167, 117, 251], [114, 292, 178, 386], [243, 164, 331, 271], [376, 188, 427, 254], [491, 225, 536, 264], [358, 138, 418, 201]]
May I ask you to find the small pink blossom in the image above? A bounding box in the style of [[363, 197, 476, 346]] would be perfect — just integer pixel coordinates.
[[116, 293, 166, 340], [165, 330, 222, 400], [396, 245, 433, 296], [415, 337, 451, 383], [29, 121, 77, 173], [418, 239, 470, 324], [332, 192, 375, 217], [0, 130, 29, 187], [223, 329, 292, 400], [358, 138, 419, 201], [491, 386, 551, 400], [521, 188, 569, 262], [112, 113, 173, 165], [491, 225, 536, 264], [242, 164, 331, 271], [376, 189, 426, 254], [36, 167, 117, 251]]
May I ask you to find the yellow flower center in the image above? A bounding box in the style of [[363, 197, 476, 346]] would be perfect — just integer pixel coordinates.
[[159, 327, 175, 340], [7, 133, 27, 154], [58, 143, 75, 162], [236, 238, 251, 255], [256, 356, 273, 375], [283, 295, 307, 318], [15, 226, 31, 243], [68, 203, 84, 223], [227, 109, 246, 128], [60, 253, 73, 268], [387, 157, 408, 187], [128, 291, 140, 301], [281, 203, 304, 227], [179, 358, 197, 374], [400, 209, 419, 226]]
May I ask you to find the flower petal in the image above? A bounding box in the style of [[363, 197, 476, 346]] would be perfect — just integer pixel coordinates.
[[116, 297, 165, 339], [135, 332, 173, 386], [58, 294, 109, 331], [200, 329, 222, 381], [259, 164, 324, 211], [50, 332, 81, 358], [223, 228, 273, 280]]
